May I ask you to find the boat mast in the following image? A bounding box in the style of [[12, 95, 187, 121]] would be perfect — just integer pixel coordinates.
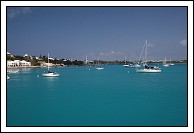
[[48, 53, 49, 71], [145, 40, 148, 64], [138, 41, 145, 64], [97, 57, 99, 66]]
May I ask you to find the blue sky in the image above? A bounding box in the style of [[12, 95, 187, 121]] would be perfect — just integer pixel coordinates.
[[7, 7, 187, 61]]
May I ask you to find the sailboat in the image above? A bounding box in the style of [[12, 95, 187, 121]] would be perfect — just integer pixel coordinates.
[[163, 57, 169, 67], [42, 53, 60, 77], [169, 58, 175, 66], [96, 57, 104, 70], [136, 40, 161, 73], [123, 57, 129, 67]]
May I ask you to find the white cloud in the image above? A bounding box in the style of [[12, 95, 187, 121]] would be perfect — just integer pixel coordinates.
[[180, 39, 187, 46], [99, 51, 122, 56], [8, 7, 32, 19]]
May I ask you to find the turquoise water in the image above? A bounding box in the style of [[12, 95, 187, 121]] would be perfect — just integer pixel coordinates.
[[7, 64, 187, 126]]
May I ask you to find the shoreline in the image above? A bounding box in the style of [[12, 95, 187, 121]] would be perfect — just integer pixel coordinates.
[[7, 66, 42, 69], [7, 63, 187, 69]]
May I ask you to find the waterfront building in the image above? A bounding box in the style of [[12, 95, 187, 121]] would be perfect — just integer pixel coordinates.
[[7, 60, 31, 67]]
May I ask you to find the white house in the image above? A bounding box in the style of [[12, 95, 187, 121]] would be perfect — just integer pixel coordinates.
[[13, 60, 20, 66], [7, 60, 31, 67], [7, 60, 20, 67], [43, 62, 53, 67], [20, 60, 31, 66], [7, 61, 16, 67]]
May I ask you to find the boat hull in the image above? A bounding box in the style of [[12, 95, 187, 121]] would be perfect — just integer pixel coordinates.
[[42, 73, 60, 77], [96, 67, 104, 70], [123, 65, 129, 67], [163, 64, 169, 67], [136, 69, 161, 73]]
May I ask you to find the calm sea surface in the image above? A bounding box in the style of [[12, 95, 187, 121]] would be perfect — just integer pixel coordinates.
[[7, 64, 187, 126]]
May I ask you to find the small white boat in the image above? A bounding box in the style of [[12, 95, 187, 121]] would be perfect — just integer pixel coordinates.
[[123, 57, 129, 67], [126, 64, 135, 68], [163, 57, 169, 67], [96, 67, 104, 70], [169, 59, 174, 66], [96, 57, 104, 70], [123, 64, 129, 67], [163, 64, 170, 67], [7, 76, 10, 79], [42, 71, 60, 77], [125, 62, 141, 68], [42, 53, 60, 77]]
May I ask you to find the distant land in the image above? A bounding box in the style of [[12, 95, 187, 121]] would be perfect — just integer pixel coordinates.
[[7, 52, 187, 68]]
